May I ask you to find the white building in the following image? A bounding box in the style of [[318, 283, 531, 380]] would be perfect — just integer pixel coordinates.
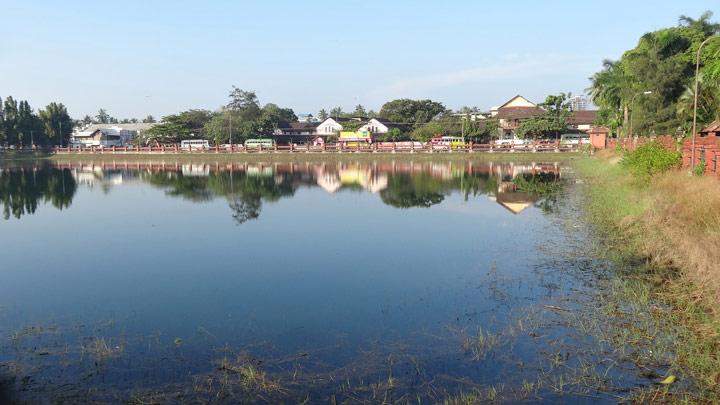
[[70, 123, 156, 147], [316, 118, 345, 135]]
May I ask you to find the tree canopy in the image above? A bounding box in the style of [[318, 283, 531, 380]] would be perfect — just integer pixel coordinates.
[[589, 10, 720, 136]]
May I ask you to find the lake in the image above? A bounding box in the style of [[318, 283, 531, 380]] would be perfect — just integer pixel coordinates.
[[0, 158, 657, 403]]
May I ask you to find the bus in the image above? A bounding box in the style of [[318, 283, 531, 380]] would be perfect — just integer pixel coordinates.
[[180, 139, 209, 150], [244, 139, 275, 149], [559, 133, 590, 145], [431, 136, 466, 148]]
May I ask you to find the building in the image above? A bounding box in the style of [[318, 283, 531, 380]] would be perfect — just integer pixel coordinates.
[[70, 123, 156, 147], [357, 118, 408, 135], [273, 122, 320, 145], [316, 117, 346, 136], [569, 95, 589, 111], [494, 95, 545, 138], [70, 129, 123, 147], [296, 113, 319, 123], [567, 110, 598, 132]]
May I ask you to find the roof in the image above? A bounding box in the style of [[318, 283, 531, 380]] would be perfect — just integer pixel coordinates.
[[567, 110, 598, 125], [75, 123, 157, 133], [497, 95, 537, 109], [701, 121, 720, 134], [495, 106, 545, 120]]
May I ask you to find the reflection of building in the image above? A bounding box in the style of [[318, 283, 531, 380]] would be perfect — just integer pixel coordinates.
[[181, 164, 210, 177], [313, 164, 388, 194], [493, 182, 538, 214], [71, 167, 130, 187]]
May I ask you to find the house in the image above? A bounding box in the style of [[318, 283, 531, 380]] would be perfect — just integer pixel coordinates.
[[70, 123, 156, 146], [357, 118, 407, 135], [70, 129, 123, 147], [567, 110, 598, 132], [316, 117, 347, 136], [273, 122, 319, 145], [494, 95, 545, 138]]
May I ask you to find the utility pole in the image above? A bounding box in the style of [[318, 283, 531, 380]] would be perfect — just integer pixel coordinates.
[[30, 130, 34, 148], [58, 121, 62, 148], [691, 35, 718, 170], [229, 113, 233, 148]]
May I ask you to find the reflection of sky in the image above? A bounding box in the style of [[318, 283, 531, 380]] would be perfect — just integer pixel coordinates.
[[0, 160, 585, 400]]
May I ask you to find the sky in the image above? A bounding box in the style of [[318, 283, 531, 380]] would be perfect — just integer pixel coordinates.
[[0, 0, 718, 120]]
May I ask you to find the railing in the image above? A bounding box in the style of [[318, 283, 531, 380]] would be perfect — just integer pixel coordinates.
[[47, 141, 582, 155]]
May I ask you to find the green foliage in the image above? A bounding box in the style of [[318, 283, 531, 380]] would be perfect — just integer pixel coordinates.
[[589, 11, 720, 137], [379, 98, 447, 125], [38, 102, 73, 146], [693, 154, 706, 176], [516, 93, 572, 139], [620, 142, 682, 178], [512, 173, 563, 195], [141, 109, 214, 144], [318, 109, 328, 121], [377, 127, 405, 142], [411, 121, 447, 142]]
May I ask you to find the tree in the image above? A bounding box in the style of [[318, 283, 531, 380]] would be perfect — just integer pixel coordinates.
[[140, 110, 213, 145], [678, 11, 720, 36], [227, 87, 261, 121], [516, 93, 573, 139], [95, 109, 112, 124], [142, 115, 156, 123], [379, 99, 447, 125], [318, 109, 328, 120], [330, 106, 344, 118], [39, 102, 72, 146], [3, 97, 19, 145], [17, 100, 40, 146], [0, 96, 4, 144], [82, 115, 93, 125], [353, 104, 367, 117], [589, 11, 720, 136]]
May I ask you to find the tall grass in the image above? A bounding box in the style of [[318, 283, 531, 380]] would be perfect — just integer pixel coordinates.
[[575, 153, 720, 396]]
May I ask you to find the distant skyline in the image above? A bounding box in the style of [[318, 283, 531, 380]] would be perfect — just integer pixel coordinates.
[[1, 1, 717, 119]]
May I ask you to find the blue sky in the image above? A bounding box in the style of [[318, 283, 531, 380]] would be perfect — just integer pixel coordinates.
[[0, 1, 717, 119]]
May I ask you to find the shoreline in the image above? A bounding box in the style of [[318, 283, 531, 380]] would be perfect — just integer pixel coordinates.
[[575, 153, 720, 401], [0, 151, 583, 164]]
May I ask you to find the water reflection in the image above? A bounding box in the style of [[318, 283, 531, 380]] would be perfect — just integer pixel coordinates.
[[1, 160, 564, 220], [0, 164, 76, 219]]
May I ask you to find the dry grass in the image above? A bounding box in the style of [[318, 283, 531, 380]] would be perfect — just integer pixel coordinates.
[[576, 154, 720, 396], [644, 172, 720, 305]]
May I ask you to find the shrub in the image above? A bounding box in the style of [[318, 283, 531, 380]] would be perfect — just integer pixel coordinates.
[[621, 142, 681, 178]]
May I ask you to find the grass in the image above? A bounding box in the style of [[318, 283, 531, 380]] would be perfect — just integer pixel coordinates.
[[574, 152, 720, 399]]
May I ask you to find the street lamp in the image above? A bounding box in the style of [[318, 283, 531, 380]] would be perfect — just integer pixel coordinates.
[[691, 34, 719, 170], [628, 91, 653, 138]]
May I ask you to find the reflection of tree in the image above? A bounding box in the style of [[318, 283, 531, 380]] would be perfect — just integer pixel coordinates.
[[380, 173, 446, 208], [143, 171, 297, 225], [228, 197, 261, 224], [0, 166, 77, 219]]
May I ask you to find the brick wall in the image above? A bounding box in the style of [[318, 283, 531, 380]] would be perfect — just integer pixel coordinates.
[[682, 135, 720, 175]]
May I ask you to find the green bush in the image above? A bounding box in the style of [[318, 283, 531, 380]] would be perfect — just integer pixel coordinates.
[[621, 142, 681, 178]]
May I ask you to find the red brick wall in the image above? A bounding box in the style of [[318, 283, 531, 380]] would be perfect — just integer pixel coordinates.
[[682, 135, 720, 175]]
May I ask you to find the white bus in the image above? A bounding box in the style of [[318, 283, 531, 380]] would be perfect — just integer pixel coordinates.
[[180, 139, 209, 150], [244, 139, 275, 149]]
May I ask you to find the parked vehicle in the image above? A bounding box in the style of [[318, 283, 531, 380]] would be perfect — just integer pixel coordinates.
[[244, 139, 275, 149], [494, 137, 526, 146], [180, 139, 210, 150], [560, 134, 590, 145], [431, 136, 466, 148]]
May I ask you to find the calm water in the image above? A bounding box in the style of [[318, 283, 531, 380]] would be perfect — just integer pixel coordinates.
[[0, 159, 648, 402]]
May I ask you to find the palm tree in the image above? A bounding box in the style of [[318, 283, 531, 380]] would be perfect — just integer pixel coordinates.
[[679, 11, 720, 36], [588, 59, 633, 136]]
